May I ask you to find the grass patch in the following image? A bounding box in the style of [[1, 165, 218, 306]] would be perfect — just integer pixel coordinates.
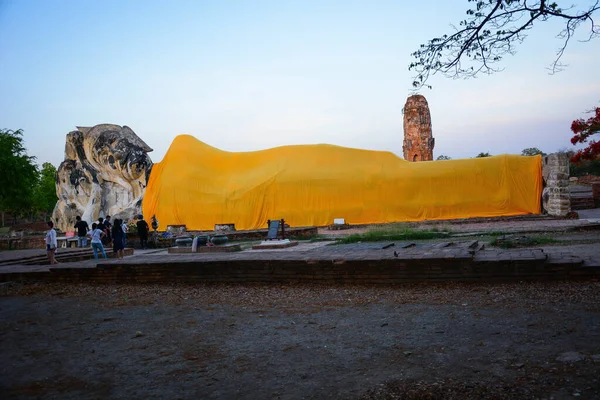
[[487, 231, 508, 237], [428, 225, 452, 233], [335, 227, 448, 244], [490, 235, 560, 249], [308, 235, 331, 243], [531, 236, 560, 245], [238, 241, 261, 250]]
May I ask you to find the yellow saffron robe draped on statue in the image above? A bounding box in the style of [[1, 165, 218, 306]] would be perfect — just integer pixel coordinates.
[[142, 135, 542, 230]]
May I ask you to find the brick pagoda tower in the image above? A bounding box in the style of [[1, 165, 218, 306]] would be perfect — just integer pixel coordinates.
[[403, 94, 434, 162]]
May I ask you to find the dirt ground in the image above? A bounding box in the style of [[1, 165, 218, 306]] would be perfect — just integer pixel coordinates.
[[1, 282, 599, 399]]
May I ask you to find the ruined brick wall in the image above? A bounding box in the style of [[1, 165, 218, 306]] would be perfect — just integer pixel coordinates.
[[403, 95, 434, 161], [542, 153, 571, 216], [1, 256, 595, 284], [592, 183, 600, 208], [0, 236, 45, 250]]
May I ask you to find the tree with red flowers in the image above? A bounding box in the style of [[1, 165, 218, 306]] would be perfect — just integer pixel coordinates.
[[570, 107, 600, 163]]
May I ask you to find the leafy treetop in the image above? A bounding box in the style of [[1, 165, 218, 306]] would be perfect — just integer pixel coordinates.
[[0, 129, 38, 213], [521, 147, 546, 156], [0, 129, 58, 217], [33, 162, 58, 214], [409, 0, 600, 89]]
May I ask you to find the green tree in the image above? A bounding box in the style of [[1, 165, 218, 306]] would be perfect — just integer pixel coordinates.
[[570, 158, 600, 177], [409, 1, 600, 89], [436, 155, 452, 160], [521, 147, 546, 156], [476, 152, 491, 158], [0, 129, 38, 223], [33, 162, 58, 217]]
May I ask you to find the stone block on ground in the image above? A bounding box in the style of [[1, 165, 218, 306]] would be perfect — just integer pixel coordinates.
[[252, 239, 299, 250]]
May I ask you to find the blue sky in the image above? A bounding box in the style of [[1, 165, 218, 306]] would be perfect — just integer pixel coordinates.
[[1, 0, 599, 168]]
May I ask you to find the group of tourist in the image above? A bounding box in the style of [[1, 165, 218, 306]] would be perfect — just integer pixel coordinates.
[[45, 215, 151, 264]]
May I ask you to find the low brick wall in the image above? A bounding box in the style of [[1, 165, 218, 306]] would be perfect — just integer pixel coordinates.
[[0, 236, 45, 251], [187, 227, 318, 241], [168, 245, 242, 253], [1, 256, 597, 284], [593, 183, 600, 208], [0, 248, 135, 267], [123, 227, 318, 249]]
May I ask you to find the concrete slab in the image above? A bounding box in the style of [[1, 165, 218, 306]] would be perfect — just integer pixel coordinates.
[[577, 208, 600, 220], [168, 244, 242, 253], [252, 240, 299, 250]]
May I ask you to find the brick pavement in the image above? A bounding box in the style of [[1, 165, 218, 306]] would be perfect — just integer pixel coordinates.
[[318, 219, 596, 237], [540, 243, 600, 267], [1, 216, 599, 283], [0, 240, 598, 284]]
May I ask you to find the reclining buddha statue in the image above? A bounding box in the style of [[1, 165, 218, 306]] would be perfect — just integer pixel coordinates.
[[142, 134, 542, 231]]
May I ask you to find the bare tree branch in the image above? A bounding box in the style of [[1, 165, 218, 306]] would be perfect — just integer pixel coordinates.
[[409, 0, 600, 89]]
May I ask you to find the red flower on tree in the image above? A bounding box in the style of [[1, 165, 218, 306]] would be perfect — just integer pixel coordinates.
[[570, 107, 600, 163]]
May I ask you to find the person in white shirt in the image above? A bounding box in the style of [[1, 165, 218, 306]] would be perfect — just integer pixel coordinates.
[[45, 221, 58, 265], [88, 222, 107, 259], [121, 220, 129, 247]]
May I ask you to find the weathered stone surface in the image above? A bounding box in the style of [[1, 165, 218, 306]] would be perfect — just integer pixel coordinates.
[[52, 124, 153, 232], [215, 223, 236, 232], [403, 95, 434, 162], [542, 153, 570, 216]]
